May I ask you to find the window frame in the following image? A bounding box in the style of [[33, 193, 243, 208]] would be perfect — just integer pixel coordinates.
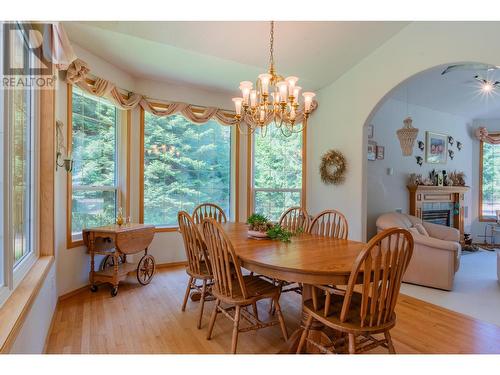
[[66, 84, 124, 248], [478, 136, 500, 222], [247, 124, 307, 219], [139, 105, 237, 231], [0, 23, 40, 307]]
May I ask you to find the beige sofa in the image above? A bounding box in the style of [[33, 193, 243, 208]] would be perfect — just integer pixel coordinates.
[[376, 212, 461, 291]]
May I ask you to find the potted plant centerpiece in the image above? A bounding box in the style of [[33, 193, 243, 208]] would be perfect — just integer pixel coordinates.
[[246, 213, 296, 242]]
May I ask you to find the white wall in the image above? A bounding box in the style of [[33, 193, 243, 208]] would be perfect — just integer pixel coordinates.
[[471, 118, 500, 242], [10, 263, 57, 353], [308, 21, 500, 241], [366, 98, 473, 238]]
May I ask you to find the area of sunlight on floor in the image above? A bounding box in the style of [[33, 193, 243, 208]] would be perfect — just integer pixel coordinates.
[[401, 249, 500, 327]]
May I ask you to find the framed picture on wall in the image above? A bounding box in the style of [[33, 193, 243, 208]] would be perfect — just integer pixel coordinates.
[[367, 140, 377, 161], [425, 131, 448, 164], [367, 124, 374, 139], [376, 145, 385, 160]]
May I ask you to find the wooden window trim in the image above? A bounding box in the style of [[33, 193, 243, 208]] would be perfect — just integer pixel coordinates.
[[139, 107, 238, 231], [66, 84, 130, 248], [478, 136, 500, 222], [246, 126, 307, 218]]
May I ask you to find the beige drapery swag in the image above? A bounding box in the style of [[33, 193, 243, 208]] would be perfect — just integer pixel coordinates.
[[65, 58, 317, 126], [65, 59, 238, 126], [475, 127, 500, 145]]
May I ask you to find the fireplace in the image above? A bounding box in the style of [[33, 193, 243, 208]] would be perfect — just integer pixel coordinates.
[[407, 185, 469, 242], [422, 209, 451, 226]]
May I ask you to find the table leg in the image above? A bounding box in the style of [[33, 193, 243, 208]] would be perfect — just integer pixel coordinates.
[[278, 284, 331, 354], [89, 238, 95, 286]]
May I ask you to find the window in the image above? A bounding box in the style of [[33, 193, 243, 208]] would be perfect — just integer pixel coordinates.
[[480, 138, 500, 221], [142, 111, 232, 228], [252, 124, 304, 221], [1, 23, 38, 306], [69, 86, 119, 246]]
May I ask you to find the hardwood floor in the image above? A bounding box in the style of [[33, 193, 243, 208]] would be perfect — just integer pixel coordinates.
[[45, 266, 500, 354]]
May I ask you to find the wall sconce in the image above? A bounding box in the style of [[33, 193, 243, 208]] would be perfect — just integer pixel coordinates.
[[56, 120, 74, 173], [56, 151, 73, 172]]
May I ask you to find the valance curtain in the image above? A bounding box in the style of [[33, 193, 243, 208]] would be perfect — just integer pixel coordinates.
[[65, 59, 239, 126], [475, 127, 500, 144]]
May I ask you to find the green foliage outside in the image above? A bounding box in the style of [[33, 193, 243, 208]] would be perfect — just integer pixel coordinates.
[[12, 88, 32, 263], [71, 87, 117, 235], [253, 125, 302, 221], [481, 142, 500, 217], [143, 113, 231, 226]]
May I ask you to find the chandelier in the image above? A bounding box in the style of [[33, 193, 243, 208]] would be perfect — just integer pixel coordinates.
[[232, 21, 316, 136]]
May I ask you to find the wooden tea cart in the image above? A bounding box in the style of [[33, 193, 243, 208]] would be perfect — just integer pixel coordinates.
[[83, 223, 156, 297]]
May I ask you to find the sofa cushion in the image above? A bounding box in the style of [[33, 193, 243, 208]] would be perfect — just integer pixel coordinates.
[[407, 227, 420, 237], [415, 223, 429, 237]]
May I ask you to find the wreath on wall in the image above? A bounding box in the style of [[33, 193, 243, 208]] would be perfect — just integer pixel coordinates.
[[319, 149, 347, 185]]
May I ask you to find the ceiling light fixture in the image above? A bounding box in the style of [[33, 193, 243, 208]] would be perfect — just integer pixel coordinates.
[[475, 75, 500, 94], [232, 21, 316, 137]]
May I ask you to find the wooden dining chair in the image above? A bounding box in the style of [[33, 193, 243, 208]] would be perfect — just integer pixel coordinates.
[[296, 228, 414, 354], [178, 211, 213, 329], [192, 203, 227, 224], [278, 206, 310, 233], [202, 218, 288, 354], [308, 209, 349, 239]]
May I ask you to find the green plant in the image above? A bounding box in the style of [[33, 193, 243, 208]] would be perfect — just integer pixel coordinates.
[[266, 225, 294, 243], [247, 213, 273, 232]]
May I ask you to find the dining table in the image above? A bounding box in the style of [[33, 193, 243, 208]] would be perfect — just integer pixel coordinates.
[[210, 222, 367, 353]]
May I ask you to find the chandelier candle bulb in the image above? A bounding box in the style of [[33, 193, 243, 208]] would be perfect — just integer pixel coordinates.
[[277, 81, 288, 102], [303, 92, 316, 112], [258, 73, 272, 94], [250, 89, 257, 108], [232, 97, 243, 116], [285, 76, 299, 94], [239, 81, 253, 104], [293, 86, 302, 102]]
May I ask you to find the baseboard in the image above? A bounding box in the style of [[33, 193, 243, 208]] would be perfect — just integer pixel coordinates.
[[156, 261, 187, 269], [42, 300, 58, 354], [56, 260, 187, 302], [58, 285, 90, 302]]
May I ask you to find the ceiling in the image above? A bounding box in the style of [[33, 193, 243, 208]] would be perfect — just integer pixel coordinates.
[[389, 64, 500, 119], [63, 21, 408, 94]]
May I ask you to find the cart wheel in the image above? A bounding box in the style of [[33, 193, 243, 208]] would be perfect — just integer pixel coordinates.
[[137, 254, 155, 285], [111, 286, 118, 297], [100, 254, 124, 271], [90, 284, 98, 292]]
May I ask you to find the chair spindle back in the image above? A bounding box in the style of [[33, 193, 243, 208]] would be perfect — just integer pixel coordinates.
[[202, 218, 247, 300], [178, 211, 210, 275], [278, 207, 310, 233], [193, 203, 227, 224], [341, 228, 413, 328], [309, 209, 349, 239]]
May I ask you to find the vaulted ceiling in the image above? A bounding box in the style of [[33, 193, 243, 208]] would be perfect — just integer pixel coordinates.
[[63, 21, 409, 93], [389, 64, 500, 119]]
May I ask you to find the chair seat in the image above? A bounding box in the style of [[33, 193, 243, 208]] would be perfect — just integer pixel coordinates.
[[303, 292, 396, 334], [213, 275, 281, 304]]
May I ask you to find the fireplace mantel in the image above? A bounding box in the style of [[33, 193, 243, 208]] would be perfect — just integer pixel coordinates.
[[407, 185, 470, 241]]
